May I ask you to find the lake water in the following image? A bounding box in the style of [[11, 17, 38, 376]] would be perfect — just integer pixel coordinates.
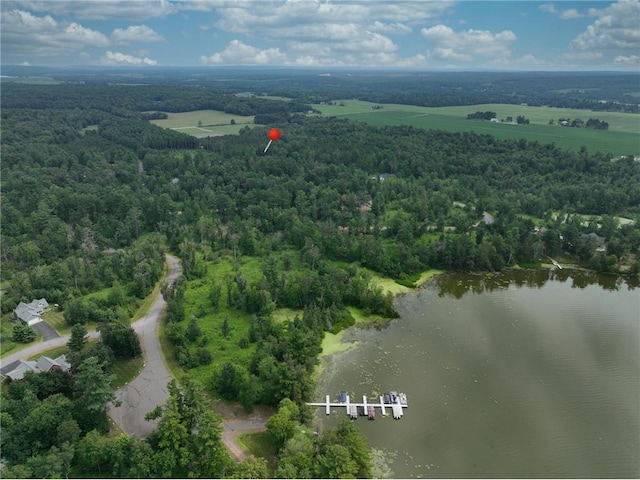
[[317, 270, 640, 478]]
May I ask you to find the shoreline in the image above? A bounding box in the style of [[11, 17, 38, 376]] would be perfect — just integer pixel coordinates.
[[314, 268, 446, 386]]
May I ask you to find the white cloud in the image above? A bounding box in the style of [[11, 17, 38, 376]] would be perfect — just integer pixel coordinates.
[[112, 25, 165, 44], [200, 40, 286, 65], [203, 0, 448, 66], [101, 51, 158, 65], [369, 21, 412, 34], [209, 1, 450, 35], [540, 3, 585, 19], [559, 9, 584, 19], [571, 0, 640, 51], [613, 54, 640, 64], [3, 0, 176, 20], [421, 25, 516, 62], [1, 9, 110, 56], [539, 4, 557, 14]]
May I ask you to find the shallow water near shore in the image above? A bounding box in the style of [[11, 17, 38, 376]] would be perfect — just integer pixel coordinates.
[[317, 270, 640, 478]]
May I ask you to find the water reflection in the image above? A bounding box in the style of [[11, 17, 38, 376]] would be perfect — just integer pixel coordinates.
[[321, 270, 640, 478], [434, 269, 638, 298]]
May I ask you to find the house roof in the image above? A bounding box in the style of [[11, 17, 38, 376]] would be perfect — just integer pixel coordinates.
[[13, 302, 40, 323], [5, 354, 71, 381], [13, 298, 49, 322], [31, 298, 49, 315], [5, 361, 39, 381], [482, 212, 496, 225], [580, 232, 605, 247]]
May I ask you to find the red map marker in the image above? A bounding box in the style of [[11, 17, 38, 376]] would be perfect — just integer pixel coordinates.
[[264, 128, 281, 153]]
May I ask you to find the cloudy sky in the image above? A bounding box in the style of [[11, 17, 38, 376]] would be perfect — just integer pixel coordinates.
[[1, 0, 639, 70]]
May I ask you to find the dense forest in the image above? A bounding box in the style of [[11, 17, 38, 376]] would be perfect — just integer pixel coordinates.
[[3, 66, 640, 112], [1, 80, 639, 478]]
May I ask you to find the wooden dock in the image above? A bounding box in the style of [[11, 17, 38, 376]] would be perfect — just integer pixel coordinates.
[[306, 392, 408, 419]]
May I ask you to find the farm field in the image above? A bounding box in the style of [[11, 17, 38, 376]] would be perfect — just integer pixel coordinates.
[[313, 100, 640, 156], [150, 109, 255, 137], [0, 75, 62, 84]]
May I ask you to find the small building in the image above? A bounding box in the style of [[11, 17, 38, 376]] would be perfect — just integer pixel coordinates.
[[4, 354, 71, 381], [377, 173, 395, 181], [13, 298, 49, 326], [482, 212, 496, 225], [580, 232, 606, 252]]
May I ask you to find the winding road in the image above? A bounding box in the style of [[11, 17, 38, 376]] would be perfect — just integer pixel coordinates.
[[1, 253, 267, 456], [108, 253, 181, 437]]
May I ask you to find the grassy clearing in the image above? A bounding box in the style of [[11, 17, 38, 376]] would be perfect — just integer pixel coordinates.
[[150, 110, 255, 129], [180, 256, 264, 386], [206, 123, 260, 135], [312, 99, 640, 156], [237, 431, 278, 474], [111, 356, 145, 390], [27, 345, 70, 361]]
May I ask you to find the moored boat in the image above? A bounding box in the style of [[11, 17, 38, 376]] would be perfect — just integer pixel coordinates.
[[367, 406, 375, 420]]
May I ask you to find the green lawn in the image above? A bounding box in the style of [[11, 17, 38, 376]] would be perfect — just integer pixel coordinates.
[[237, 431, 277, 475], [313, 99, 640, 156], [27, 345, 70, 361], [111, 356, 145, 390]]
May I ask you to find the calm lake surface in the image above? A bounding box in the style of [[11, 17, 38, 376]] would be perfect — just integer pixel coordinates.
[[318, 270, 640, 478]]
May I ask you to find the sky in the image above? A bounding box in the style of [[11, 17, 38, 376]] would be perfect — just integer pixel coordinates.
[[1, 0, 639, 70]]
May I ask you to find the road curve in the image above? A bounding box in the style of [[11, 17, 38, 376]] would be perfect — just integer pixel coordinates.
[[1, 254, 267, 458], [108, 254, 182, 437], [222, 419, 268, 461]]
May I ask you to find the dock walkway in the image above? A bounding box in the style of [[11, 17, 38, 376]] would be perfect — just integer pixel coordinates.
[[307, 393, 408, 419]]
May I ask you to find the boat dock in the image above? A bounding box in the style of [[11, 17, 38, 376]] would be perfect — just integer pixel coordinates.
[[306, 392, 408, 420]]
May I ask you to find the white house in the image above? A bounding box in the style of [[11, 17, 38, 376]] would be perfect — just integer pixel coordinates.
[[12, 298, 49, 326]]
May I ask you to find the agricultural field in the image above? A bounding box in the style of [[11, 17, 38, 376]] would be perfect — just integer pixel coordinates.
[[0, 75, 62, 84], [236, 92, 292, 102], [313, 100, 640, 156], [150, 109, 256, 137]]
